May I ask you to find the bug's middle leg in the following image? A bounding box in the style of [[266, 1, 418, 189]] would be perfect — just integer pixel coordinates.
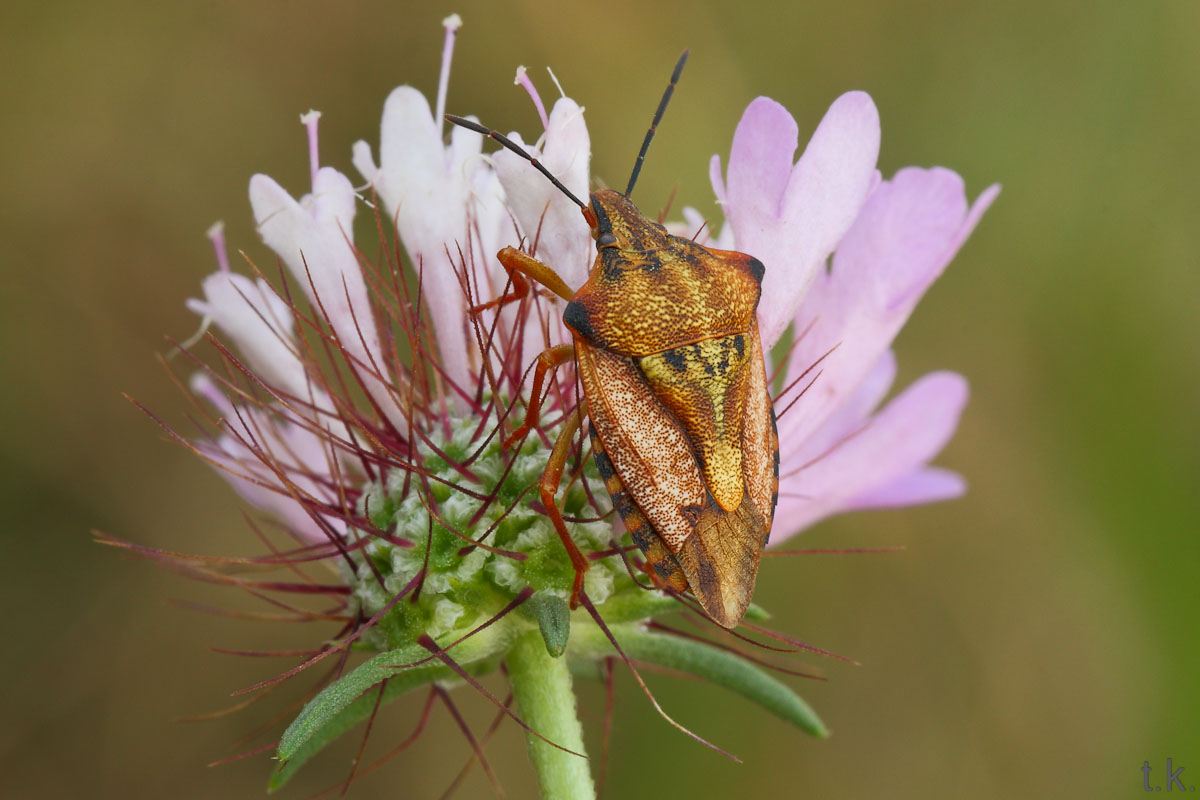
[[538, 403, 591, 607], [472, 246, 578, 448], [506, 343, 575, 448]]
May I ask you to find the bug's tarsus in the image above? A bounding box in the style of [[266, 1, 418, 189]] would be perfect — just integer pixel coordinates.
[[445, 114, 586, 208], [625, 50, 690, 199]]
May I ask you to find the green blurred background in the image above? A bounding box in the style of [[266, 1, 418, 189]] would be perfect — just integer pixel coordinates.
[[2, 1, 1197, 797]]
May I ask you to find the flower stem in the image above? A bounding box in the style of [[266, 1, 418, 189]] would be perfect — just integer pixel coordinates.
[[507, 630, 595, 800]]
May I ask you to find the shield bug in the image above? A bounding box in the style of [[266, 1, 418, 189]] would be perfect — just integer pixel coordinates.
[[447, 52, 777, 628]]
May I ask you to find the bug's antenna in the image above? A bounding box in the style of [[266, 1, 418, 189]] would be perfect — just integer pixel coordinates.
[[446, 115, 586, 208], [625, 50, 689, 199]]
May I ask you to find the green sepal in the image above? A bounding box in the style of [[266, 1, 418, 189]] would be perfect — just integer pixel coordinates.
[[270, 631, 508, 791], [528, 592, 570, 657], [572, 623, 828, 738]]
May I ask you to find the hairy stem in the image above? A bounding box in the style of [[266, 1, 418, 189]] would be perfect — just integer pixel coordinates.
[[507, 630, 595, 800]]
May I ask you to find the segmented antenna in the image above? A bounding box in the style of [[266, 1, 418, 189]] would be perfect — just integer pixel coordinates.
[[445, 115, 586, 208], [625, 50, 690, 198]]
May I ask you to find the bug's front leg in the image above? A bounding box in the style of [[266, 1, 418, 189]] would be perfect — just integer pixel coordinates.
[[537, 402, 591, 607], [471, 246, 576, 314], [496, 246, 575, 302]]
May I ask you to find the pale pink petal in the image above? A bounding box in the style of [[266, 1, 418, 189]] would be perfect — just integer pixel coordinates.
[[725, 97, 798, 224], [709, 219, 734, 251], [351, 139, 378, 186], [491, 97, 593, 375], [191, 375, 344, 544], [722, 94, 880, 346], [209, 452, 327, 543], [664, 206, 708, 243], [369, 88, 470, 386], [186, 273, 304, 396], [664, 206, 730, 249], [375, 87, 443, 203], [708, 153, 726, 207], [188, 272, 357, 449], [248, 168, 403, 431], [773, 371, 967, 541], [360, 87, 510, 397], [493, 97, 593, 290], [776, 169, 998, 449]]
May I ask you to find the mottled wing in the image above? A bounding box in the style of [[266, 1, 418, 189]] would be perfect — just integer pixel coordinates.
[[576, 339, 706, 556], [578, 328, 777, 628], [588, 421, 689, 594]]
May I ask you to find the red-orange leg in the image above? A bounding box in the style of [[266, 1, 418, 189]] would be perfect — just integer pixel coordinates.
[[505, 343, 575, 448], [496, 246, 576, 303], [470, 246, 576, 314], [470, 265, 530, 315], [471, 246, 580, 448], [538, 402, 590, 607]]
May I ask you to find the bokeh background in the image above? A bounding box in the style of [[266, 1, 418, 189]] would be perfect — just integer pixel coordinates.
[[3, 1, 1197, 797]]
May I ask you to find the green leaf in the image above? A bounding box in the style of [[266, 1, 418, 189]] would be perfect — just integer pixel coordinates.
[[587, 589, 771, 624], [572, 623, 828, 738], [586, 589, 679, 622], [566, 655, 607, 683], [743, 602, 771, 622], [270, 632, 505, 791]]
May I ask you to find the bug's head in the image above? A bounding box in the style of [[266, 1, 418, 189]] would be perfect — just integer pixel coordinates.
[[582, 189, 669, 253]]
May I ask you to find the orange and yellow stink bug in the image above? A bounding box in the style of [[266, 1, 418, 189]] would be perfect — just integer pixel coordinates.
[[448, 52, 777, 628]]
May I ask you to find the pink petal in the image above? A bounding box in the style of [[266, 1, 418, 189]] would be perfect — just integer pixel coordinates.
[[376, 87, 443, 202], [766, 91, 880, 342], [492, 97, 593, 373], [772, 371, 968, 542], [191, 375, 344, 545], [722, 94, 880, 347], [776, 170, 997, 449], [784, 349, 897, 467], [708, 153, 727, 207], [847, 466, 966, 510], [359, 87, 511, 398], [367, 88, 473, 389], [725, 97, 798, 225]]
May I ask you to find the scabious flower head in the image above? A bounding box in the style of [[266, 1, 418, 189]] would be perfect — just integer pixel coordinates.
[[117, 14, 996, 797]]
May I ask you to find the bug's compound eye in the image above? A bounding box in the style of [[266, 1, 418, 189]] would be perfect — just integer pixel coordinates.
[[596, 232, 617, 248]]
